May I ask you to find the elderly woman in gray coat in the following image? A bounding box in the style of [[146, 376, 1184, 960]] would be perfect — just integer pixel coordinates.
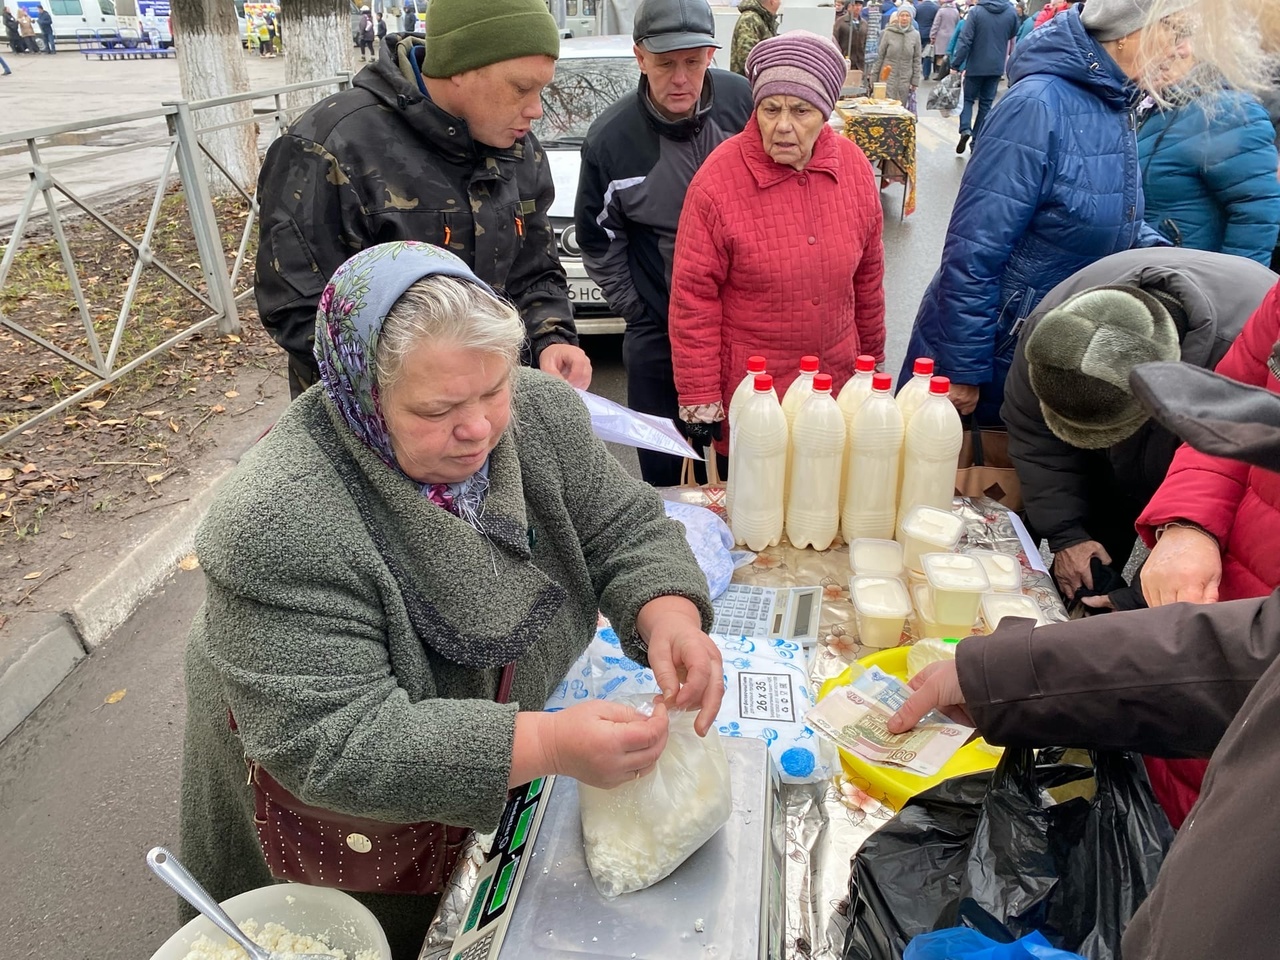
[[873, 4, 924, 107], [178, 242, 722, 958]]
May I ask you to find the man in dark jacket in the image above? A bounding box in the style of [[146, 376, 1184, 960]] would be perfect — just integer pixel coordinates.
[[255, 0, 591, 397], [576, 0, 752, 486], [1002, 248, 1274, 610], [952, 0, 1017, 152], [889, 348, 1280, 960], [834, 0, 868, 73], [36, 6, 53, 53], [914, 0, 938, 77]]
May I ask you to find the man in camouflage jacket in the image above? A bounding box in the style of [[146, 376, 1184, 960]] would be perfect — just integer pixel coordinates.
[[729, 0, 780, 75], [255, 0, 592, 396]]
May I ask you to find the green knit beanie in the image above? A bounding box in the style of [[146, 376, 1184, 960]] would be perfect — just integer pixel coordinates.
[[423, 0, 561, 78], [1026, 285, 1182, 450]]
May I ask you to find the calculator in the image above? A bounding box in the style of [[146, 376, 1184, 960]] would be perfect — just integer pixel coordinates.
[[711, 584, 823, 644]]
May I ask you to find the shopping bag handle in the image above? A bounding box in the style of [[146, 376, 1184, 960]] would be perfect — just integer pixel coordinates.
[[965, 414, 986, 468]]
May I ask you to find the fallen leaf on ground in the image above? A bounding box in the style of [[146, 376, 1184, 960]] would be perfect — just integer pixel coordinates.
[[21, 463, 37, 474], [169, 419, 180, 433], [17, 394, 34, 402], [178, 554, 200, 571], [224, 334, 242, 343], [0, 468, 13, 481], [224, 390, 239, 398], [22, 571, 41, 580], [145, 473, 165, 484], [59, 531, 75, 539], [81, 400, 107, 412], [211, 404, 226, 414], [104, 689, 127, 704], [141, 409, 165, 417]]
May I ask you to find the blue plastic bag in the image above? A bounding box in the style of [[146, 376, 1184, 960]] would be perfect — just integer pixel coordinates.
[[905, 929, 1085, 960]]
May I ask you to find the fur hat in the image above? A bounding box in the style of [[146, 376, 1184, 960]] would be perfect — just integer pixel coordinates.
[[1025, 284, 1182, 449]]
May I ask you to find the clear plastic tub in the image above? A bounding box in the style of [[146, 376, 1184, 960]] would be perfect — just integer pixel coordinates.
[[965, 548, 1023, 593], [906, 636, 961, 679], [897, 504, 965, 572], [981, 592, 1048, 632], [850, 575, 912, 649], [850, 537, 905, 578], [911, 582, 975, 640], [922, 552, 990, 626]]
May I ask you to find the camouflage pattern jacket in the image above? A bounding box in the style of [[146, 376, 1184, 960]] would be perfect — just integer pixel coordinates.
[[254, 35, 577, 377], [730, 0, 779, 76]]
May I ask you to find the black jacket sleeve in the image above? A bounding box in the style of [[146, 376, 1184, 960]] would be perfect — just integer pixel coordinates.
[[574, 135, 646, 326], [958, 590, 1280, 757], [1001, 328, 1098, 550]]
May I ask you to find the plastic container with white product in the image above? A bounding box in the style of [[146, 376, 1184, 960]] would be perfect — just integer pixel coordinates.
[[895, 356, 935, 428], [787, 373, 846, 550], [730, 374, 788, 551], [781, 355, 820, 504], [965, 548, 1023, 593], [842, 372, 904, 543], [849, 537, 904, 578], [911, 582, 975, 640], [898, 503, 965, 572], [850, 575, 912, 648], [837, 354, 877, 511], [727, 355, 769, 518], [897, 376, 964, 532], [981, 592, 1049, 632], [906, 636, 961, 679], [922, 552, 990, 626]]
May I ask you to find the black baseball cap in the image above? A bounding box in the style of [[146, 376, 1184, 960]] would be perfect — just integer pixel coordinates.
[[633, 0, 721, 53]]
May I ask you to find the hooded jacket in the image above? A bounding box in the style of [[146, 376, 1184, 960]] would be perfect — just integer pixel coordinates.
[[929, 2, 961, 53], [1138, 87, 1280, 266], [574, 70, 753, 355], [899, 7, 1165, 424], [952, 0, 1018, 76], [254, 35, 577, 378], [1001, 248, 1272, 553]]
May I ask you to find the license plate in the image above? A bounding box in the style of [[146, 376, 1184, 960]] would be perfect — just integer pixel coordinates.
[[567, 279, 608, 305]]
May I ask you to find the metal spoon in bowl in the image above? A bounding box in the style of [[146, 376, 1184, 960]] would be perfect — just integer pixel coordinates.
[[146, 847, 336, 960]]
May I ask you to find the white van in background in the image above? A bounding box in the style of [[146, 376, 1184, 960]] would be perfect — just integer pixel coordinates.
[[9, 0, 119, 42]]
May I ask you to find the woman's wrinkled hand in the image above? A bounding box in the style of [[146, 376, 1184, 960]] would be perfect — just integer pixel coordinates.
[[1142, 524, 1223, 607], [1051, 539, 1112, 599], [532, 699, 670, 789], [637, 596, 725, 736], [886, 661, 972, 733]]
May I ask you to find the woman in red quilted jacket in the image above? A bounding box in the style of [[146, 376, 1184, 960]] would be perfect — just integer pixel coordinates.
[[669, 30, 886, 457], [1134, 279, 1280, 827]]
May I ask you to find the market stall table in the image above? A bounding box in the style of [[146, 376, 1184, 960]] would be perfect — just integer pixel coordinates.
[[836, 98, 917, 219], [421, 495, 1066, 960]]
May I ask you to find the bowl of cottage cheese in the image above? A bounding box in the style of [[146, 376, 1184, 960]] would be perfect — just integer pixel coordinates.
[[148, 883, 391, 960]]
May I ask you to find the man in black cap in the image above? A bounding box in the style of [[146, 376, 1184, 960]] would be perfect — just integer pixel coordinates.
[[999, 248, 1275, 611], [575, 0, 752, 486]]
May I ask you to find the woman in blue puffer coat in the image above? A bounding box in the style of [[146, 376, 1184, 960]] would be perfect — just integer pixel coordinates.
[[1137, 64, 1280, 266], [900, 2, 1183, 425]]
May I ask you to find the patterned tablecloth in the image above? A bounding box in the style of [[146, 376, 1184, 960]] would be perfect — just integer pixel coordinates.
[[837, 98, 918, 218], [422, 493, 1067, 960]]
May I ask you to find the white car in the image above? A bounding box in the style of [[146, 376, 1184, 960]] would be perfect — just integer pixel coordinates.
[[533, 35, 640, 336]]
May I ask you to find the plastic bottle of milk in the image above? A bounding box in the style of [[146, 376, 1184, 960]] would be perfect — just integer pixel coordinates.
[[727, 356, 769, 517], [842, 373, 904, 543], [787, 374, 846, 550], [781, 355, 820, 503], [837, 355, 878, 512], [896, 357, 935, 428], [731, 374, 788, 551], [897, 376, 964, 532]]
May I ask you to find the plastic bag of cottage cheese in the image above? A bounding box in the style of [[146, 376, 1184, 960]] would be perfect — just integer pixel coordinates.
[[577, 697, 732, 898]]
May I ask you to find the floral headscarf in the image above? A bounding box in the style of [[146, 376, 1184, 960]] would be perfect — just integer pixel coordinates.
[[313, 242, 501, 518]]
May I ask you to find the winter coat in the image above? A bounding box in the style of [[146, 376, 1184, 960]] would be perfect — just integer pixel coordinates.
[[862, 1, 899, 29], [36, 9, 50, 30], [179, 373, 712, 948], [254, 35, 577, 382], [17, 10, 33, 36], [1033, 0, 1069, 27], [1016, 12, 1037, 42], [669, 116, 886, 456], [914, 0, 940, 46], [4, 11, 20, 44], [1138, 88, 1280, 266], [359, 12, 374, 40], [1138, 281, 1280, 600], [929, 2, 961, 53], [873, 22, 922, 104], [575, 70, 753, 359], [1002, 248, 1271, 553], [956, 591, 1280, 960], [730, 0, 779, 76], [953, 0, 1018, 76], [376, 17, 386, 38], [834, 10, 869, 71], [900, 7, 1165, 425]]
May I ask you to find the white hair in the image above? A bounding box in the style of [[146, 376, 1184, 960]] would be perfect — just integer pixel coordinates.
[[1140, 0, 1280, 93], [376, 276, 525, 395]]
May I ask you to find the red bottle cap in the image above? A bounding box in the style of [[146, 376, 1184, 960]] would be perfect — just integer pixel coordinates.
[[746, 355, 767, 373], [872, 372, 892, 392], [800, 355, 820, 373], [855, 355, 876, 372], [929, 376, 951, 395], [754, 374, 774, 392], [813, 373, 833, 392], [913, 358, 935, 376]]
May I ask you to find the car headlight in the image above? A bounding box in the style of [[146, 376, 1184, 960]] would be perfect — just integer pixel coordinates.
[[559, 223, 582, 258]]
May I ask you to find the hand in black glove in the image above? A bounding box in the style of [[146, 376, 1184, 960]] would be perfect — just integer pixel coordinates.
[[682, 420, 723, 449]]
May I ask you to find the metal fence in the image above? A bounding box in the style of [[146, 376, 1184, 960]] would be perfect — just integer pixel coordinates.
[[0, 74, 352, 446]]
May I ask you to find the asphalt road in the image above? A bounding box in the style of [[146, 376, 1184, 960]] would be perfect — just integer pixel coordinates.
[[0, 108, 968, 960]]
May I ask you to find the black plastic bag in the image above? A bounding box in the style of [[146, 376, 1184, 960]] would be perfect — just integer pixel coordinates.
[[843, 750, 1174, 960]]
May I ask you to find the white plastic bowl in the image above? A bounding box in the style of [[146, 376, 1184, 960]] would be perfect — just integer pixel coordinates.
[[148, 883, 391, 960]]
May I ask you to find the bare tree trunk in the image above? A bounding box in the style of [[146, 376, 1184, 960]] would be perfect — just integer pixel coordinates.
[[170, 0, 258, 196], [283, 0, 353, 113]]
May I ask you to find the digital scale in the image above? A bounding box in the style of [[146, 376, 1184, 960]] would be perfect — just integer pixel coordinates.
[[711, 584, 823, 645], [446, 737, 785, 960]]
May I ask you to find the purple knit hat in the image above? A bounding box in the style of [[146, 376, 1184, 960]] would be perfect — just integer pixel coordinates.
[[745, 30, 847, 115]]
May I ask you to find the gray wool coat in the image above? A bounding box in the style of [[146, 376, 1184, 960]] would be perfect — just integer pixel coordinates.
[[873, 23, 923, 106], [178, 370, 712, 954]]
